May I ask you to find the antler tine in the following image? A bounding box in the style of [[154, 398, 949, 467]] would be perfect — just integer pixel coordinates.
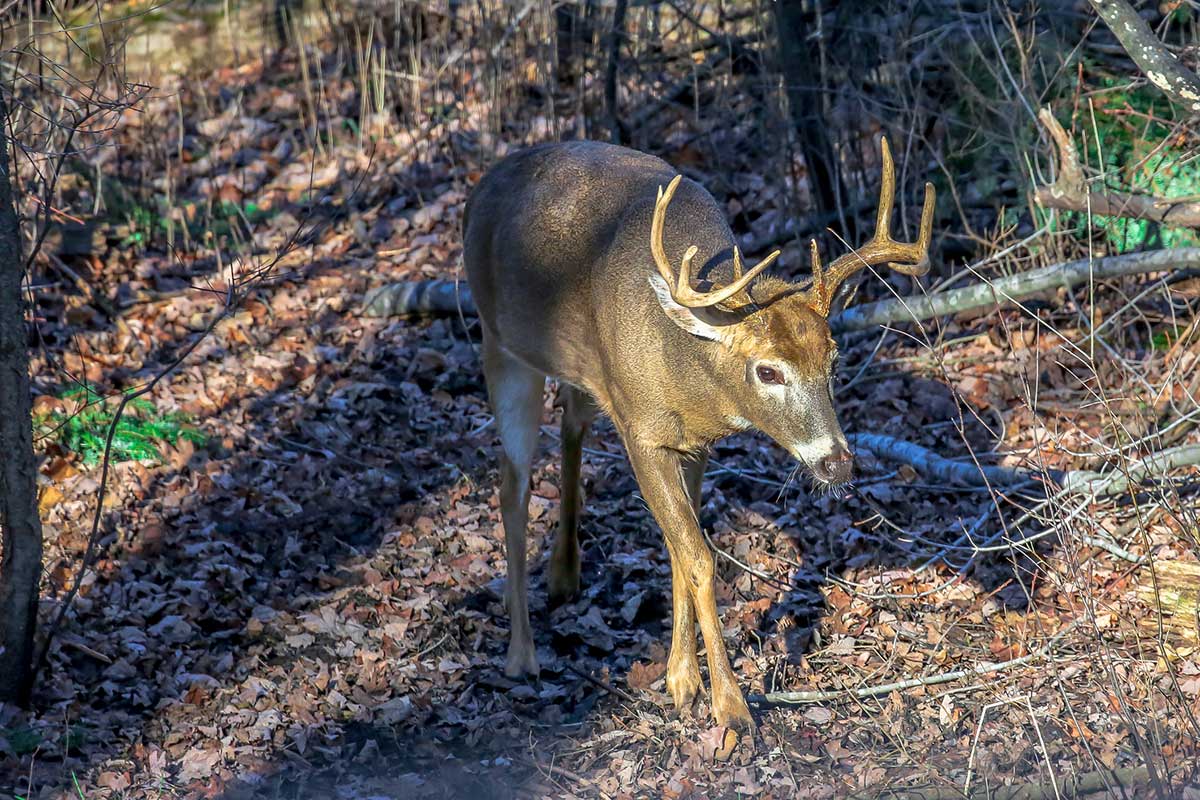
[[872, 136, 895, 246], [815, 138, 937, 306], [807, 238, 830, 314], [650, 175, 780, 308], [692, 249, 779, 307], [678, 245, 700, 296], [651, 176, 684, 287], [887, 181, 936, 277]]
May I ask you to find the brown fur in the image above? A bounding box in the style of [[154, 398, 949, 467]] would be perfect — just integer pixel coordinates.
[[464, 141, 850, 732]]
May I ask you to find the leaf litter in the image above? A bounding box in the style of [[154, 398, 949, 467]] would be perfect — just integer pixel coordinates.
[[5, 14, 1200, 800]]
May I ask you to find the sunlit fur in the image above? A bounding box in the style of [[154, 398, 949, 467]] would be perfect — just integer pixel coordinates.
[[703, 277, 850, 481], [463, 140, 872, 731]]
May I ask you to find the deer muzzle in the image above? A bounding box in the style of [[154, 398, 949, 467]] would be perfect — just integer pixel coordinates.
[[788, 435, 853, 485], [813, 443, 853, 485]]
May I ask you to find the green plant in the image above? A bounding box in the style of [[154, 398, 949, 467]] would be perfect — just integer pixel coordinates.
[[1151, 324, 1188, 351], [35, 386, 207, 465], [1056, 77, 1200, 253]]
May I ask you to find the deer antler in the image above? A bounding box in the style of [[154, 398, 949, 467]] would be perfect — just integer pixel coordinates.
[[804, 137, 935, 316], [652, 175, 780, 308]]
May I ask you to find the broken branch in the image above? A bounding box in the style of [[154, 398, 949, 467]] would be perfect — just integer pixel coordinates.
[[1035, 107, 1200, 226]]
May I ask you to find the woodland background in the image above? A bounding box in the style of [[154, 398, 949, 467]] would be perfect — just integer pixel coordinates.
[[1, 0, 1199, 798]]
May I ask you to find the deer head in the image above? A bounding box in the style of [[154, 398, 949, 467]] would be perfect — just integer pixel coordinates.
[[647, 137, 935, 485]]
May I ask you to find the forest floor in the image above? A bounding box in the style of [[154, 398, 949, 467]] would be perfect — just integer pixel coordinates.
[[4, 20, 1200, 800]]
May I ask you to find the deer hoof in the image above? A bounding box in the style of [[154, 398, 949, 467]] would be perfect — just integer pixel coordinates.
[[504, 639, 540, 679], [546, 544, 581, 607], [546, 565, 580, 607], [666, 661, 702, 712], [711, 685, 755, 737]]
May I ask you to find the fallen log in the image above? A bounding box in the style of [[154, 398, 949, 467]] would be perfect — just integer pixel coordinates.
[[1134, 559, 1200, 646], [847, 433, 1031, 488], [363, 279, 474, 318], [852, 434, 1200, 498], [363, 247, 1200, 334], [1058, 444, 1200, 497], [829, 247, 1200, 333]]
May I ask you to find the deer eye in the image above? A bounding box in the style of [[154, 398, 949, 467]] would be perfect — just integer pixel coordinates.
[[755, 365, 785, 385]]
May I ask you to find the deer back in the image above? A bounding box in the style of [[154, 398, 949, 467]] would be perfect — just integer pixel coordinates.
[[463, 141, 742, 427]]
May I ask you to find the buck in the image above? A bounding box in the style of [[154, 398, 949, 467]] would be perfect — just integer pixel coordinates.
[[463, 138, 933, 732]]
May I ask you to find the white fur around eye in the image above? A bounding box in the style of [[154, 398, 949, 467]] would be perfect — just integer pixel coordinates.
[[751, 362, 795, 399]]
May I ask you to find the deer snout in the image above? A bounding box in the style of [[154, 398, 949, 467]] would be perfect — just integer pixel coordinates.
[[813, 444, 853, 485]]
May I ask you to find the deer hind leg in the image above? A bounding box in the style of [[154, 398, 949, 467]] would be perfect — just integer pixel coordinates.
[[665, 452, 707, 712], [481, 334, 545, 679], [548, 384, 596, 605]]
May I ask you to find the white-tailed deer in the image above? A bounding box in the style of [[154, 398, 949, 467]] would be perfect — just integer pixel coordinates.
[[463, 138, 934, 732]]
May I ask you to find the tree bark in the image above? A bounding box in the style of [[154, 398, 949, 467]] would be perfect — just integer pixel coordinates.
[[773, 0, 847, 226], [0, 90, 45, 706], [1088, 0, 1200, 112]]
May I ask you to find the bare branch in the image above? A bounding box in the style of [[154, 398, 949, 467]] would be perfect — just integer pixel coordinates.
[[751, 622, 1079, 705], [1035, 107, 1200, 226], [1088, 0, 1200, 112], [843, 766, 1150, 800]]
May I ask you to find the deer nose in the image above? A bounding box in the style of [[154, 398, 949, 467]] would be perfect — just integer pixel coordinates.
[[817, 446, 853, 484]]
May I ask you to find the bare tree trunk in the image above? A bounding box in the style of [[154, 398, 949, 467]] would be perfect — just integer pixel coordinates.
[[0, 90, 44, 706], [556, 2, 589, 85], [773, 0, 846, 227], [605, 0, 628, 144]]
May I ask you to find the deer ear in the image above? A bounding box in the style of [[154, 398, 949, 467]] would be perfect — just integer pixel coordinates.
[[648, 275, 730, 343]]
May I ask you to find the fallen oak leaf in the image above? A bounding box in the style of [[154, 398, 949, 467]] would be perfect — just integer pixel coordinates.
[[627, 660, 666, 691]]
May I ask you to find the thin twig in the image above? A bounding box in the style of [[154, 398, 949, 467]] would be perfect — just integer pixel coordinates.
[[750, 622, 1079, 705], [564, 663, 640, 706]]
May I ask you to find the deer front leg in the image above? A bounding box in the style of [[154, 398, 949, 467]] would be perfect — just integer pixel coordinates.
[[664, 452, 707, 711], [626, 444, 753, 733]]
